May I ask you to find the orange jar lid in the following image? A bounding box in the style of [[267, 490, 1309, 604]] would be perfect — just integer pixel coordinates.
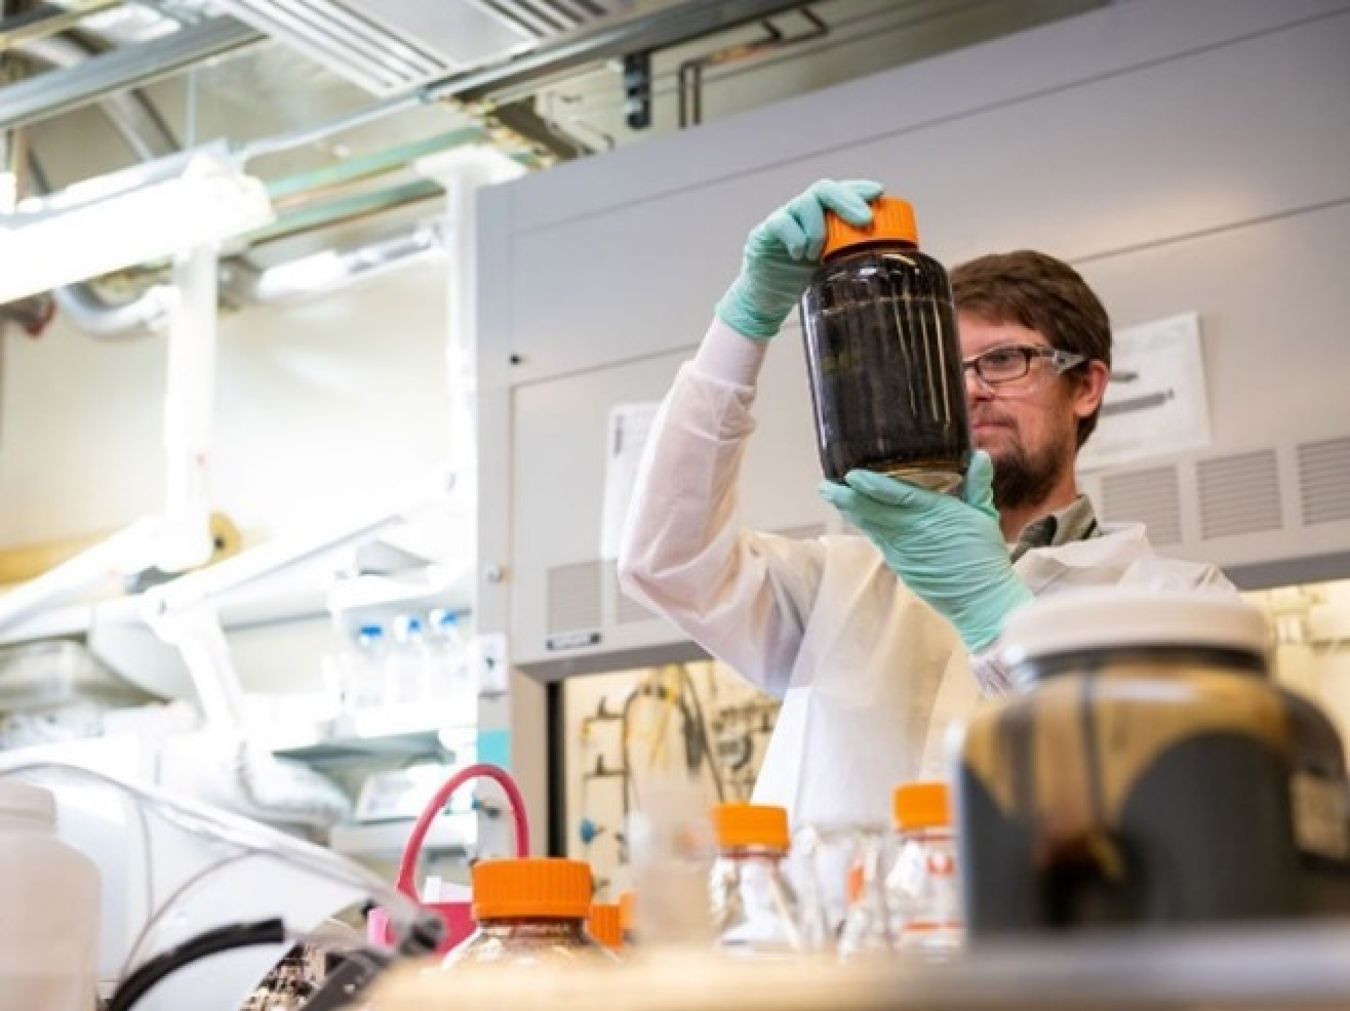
[[711, 802, 791, 850], [893, 780, 951, 831], [587, 902, 623, 950], [471, 857, 592, 920], [822, 194, 918, 259]]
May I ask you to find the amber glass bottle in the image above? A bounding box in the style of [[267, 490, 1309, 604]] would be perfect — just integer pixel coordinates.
[[799, 195, 971, 491]]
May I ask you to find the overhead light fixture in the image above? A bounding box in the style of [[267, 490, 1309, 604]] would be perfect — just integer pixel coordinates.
[[0, 141, 275, 305]]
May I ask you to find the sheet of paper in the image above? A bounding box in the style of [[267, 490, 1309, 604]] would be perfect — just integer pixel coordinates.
[[600, 402, 661, 560], [1077, 312, 1211, 473]]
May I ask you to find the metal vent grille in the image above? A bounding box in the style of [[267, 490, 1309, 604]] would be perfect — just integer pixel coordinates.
[[606, 562, 655, 625], [1298, 437, 1350, 526], [474, 0, 616, 37], [1100, 466, 1182, 545], [214, 0, 629, 95], [547, 559, 602, 633], [1197, 450, 1282, 539]]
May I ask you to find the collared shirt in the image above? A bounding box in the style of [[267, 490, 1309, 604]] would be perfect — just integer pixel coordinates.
[[1011, 494, 1100, 563]]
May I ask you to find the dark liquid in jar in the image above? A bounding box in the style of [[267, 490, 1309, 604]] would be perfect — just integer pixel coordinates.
[[800, 246, 971, 490]]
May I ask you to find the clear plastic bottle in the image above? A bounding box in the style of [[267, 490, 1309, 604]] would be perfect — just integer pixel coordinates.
[[352, 623, 389, 710], [885, 781, 964, 955], [834, 826, 894, 960], [708, 802, 802, 957], [799, 195, 971, 493], [445, 857, 616, 967], [0, 781, 100, 1011], [388, 614, 432, 705], [428, 608, 474, 721]]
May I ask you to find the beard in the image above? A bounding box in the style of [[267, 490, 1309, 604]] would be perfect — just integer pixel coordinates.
[[978, 416, 1077, 513]]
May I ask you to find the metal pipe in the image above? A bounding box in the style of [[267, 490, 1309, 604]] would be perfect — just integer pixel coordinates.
[[422, 0, 816, 104], [0, 15, 264, 131], [51, 282, 176, 336], [0, 0, 122, 54], [234, 92, 421, 165], [225, 221, 445, 305], [15, 34, 179, 160], [677, 9, 826, 129]]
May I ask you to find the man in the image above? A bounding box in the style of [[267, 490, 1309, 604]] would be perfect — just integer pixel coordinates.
[[617, 179, 1231, 828]]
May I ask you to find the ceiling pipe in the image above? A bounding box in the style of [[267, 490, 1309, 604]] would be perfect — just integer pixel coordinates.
[[52, 279, 177, 335], [221, 221, 446, 306], [5, 0, 825, 337], [16, 31, 181, 335], [16, 33, 178, 160], [11, 30, 446, 334]]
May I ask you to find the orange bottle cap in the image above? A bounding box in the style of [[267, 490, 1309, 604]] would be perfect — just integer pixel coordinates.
[[711, 802, 791, 850], [822, 195, 918, 259], [471, 857, 592, 920], [893, 780, 951, 831], [587, 902, 623, 950]]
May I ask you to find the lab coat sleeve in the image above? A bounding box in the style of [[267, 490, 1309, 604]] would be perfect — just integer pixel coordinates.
[[617, 318, 825, 695]]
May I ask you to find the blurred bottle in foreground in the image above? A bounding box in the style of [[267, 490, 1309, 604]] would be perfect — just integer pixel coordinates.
[[886, 781, 963, 956], [625, 776, 718, 951], [834, 826, 894, 960], [444, 857, 616, 967], [708, 802, 802, 958]]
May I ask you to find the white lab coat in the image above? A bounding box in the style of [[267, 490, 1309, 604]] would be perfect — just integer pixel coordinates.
[[617, 320, 1234, 829]]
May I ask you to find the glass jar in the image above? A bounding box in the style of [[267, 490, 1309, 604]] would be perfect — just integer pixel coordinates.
[[445, 857, 615, 967], [956, 589, 1350, 937], [885, 781, 963, 955], [799, 195, 971, 492], [708, 802, 802, 957]]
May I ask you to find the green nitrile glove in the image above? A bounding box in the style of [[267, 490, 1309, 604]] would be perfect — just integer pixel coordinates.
[[714, 178, 883, 340], [817, 451, 1034, 653]]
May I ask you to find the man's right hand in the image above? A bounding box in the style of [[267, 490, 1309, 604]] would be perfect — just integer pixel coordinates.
[[714, 178, 882, 340]]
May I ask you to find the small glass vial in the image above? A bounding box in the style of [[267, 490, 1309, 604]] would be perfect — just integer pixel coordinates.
[[885, 781, 964, 955], [444, 857, 616, 967], [708, 802, 802, 957], [799, 195, 971, 492]]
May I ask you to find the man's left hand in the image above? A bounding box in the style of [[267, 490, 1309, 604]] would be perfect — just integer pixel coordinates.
[[818, 451, 1033, 653]]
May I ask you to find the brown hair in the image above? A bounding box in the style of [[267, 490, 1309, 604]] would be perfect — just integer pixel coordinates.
[[950, 250, 1111, 446]]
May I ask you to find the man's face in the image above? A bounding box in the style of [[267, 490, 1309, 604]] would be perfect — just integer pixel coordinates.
[[957, 314, 1102, 512]]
